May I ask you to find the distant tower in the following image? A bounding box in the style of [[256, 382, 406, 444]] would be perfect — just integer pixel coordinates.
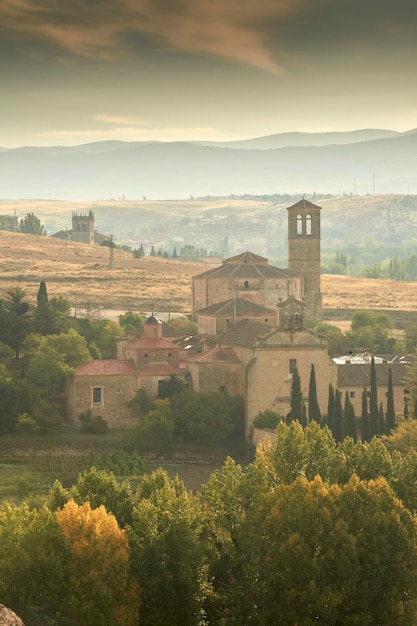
[[72, 210, 94, 245], [287, 198, 322, 320]]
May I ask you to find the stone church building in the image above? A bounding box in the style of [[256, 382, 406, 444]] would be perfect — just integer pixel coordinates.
[[67, 198, 408, 439]]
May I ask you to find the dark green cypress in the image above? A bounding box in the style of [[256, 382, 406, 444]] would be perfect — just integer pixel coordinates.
[[378, 402, 385, 436], [361, 387, 370, 442], [288, 365, 303, 425], [369, 356, 378, 439], [327, 384, 335, 431], [308, 364, 321, 424], [386, 367, 395, 434], [333, 389, 343, 443]]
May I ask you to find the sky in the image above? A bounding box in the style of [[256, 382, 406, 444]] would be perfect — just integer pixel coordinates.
[[1, 0, 417, 148]]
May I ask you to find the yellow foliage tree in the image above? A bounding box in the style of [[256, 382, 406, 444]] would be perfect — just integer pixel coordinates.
[[56, 500, 138, 626]]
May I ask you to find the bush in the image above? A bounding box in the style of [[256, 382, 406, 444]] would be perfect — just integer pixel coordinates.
[[78, 409, 108, 434], [253, 409, 284, 430]]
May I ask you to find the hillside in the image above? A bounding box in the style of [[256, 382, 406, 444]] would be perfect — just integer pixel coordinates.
[[1, 129, 416, 199], [0, 230, 416, 316]]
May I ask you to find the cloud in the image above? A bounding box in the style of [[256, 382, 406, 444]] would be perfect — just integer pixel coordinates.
[[40, 125, 232, 143], [0, 0, 308, 71]]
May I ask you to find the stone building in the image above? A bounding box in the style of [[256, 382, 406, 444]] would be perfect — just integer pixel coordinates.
[[67, 197, 409, 439], [67, 315, 186, 428], [71, 211, 95, 245]]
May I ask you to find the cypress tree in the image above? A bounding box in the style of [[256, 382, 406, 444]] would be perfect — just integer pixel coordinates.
[[386, 367, 395, 434], [327, 384, 335, 431], [288, 365, 303, 425], [404, 396, 409, 420], [344, 392, 357, 442], [378, 402, 385, 436], [37, 280, 48, 305], [369, 356, 378, 438], [361, 387, 370, 442], [308, 364, 321, 424], [333, 389, 343, 443]]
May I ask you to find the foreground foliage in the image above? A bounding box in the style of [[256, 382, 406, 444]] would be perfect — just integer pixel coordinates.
[[2, 423, 417, 624]]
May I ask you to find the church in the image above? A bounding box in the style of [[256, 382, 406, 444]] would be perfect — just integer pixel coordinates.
[[67, 199, 408, 440]]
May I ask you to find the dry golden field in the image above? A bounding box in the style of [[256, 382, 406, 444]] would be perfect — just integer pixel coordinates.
[[0, 230, 416, 316]]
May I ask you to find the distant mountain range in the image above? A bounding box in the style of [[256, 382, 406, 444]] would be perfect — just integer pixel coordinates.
[[1, 128, 416, 199]]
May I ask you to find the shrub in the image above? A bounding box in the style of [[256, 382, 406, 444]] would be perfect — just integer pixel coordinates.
[[78, 409, 108, 434]]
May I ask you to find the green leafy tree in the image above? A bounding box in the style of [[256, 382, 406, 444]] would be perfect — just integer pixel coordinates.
[[35, 281, 70, 335], [129, 469, 210, 626], [19, 212, 44, 235], [118, 311, 145, 334], [158, 374, 185, 399], [253, 409, 283, 429]]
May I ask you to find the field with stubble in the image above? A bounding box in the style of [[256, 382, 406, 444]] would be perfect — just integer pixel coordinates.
[[1, 230, 416, 318]]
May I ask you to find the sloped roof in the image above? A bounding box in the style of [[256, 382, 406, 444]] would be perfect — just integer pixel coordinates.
[[186, 346, 241, 364], [75, 359, 136, 376], [193, 250, 296, 280], [136, 364, 184, 376], [337, 362, 408, 387], [216, 319, 324, 349], [287, 198, 322, 211], [126, 336, 181, 350], [197, 297, 276, 317]]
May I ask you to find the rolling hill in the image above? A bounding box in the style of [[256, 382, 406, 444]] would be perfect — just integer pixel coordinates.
[[1, 129, 416, 200]]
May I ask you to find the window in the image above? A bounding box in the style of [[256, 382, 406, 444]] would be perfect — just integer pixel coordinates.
[[289, 358, 297, 374], [92, 387, 102, 405], [219, 385, 226, 393], [297, 214, 303, 235], [244, 280, 249, 288], [350, 391, 356, 398], [306, 214, 312, 235]]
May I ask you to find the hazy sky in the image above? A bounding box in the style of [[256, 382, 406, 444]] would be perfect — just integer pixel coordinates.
[[1, 0, 416, 147]]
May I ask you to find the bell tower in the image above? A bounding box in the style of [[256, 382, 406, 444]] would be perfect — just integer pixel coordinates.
[[72, 210, 94, 245], [287, 198, 322, 320]]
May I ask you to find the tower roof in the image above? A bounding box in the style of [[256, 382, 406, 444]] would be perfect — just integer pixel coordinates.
[[145, 314, 162, 325], [287, 198, 322, 211]]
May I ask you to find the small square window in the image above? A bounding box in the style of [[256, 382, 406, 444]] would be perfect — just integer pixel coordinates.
[[350, 391, 356, 399]]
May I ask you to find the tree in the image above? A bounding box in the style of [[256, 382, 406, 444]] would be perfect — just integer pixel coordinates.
[[56, 500, 137, 626], [118, 311, 145, 334], [361, 386, 370, 442], [308, 363, 321, 423], [344, 391, 357, 441], [150, 245, 156, 256], [19, 212, 44, 235], [369, 356, 379, 438], [35, 281, 70, 335], [0, 503, 69, 625], [287, 365, 303, 424], [386, 367, 395, 434], [326, 383, 335, 431], [129, 469, 210, 626], [0, 287, 31, 358], [157, 374, 184, 399], [333, 388, 343, 443]]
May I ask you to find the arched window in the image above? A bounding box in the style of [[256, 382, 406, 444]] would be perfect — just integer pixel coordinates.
[[306, 214, 312, 235], [244, 280, 249, 288], [297, 214, 303, 235]]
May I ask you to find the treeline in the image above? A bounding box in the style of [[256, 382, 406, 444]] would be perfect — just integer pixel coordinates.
[[255, 357, 402, 447], [322, 245, 417, 280], [3, 423, 417, 624]]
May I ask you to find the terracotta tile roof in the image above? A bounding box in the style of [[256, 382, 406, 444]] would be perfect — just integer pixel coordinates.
[[186, 347, 241, 364], [197, 297, 277, 316], [215, 319, 277, 347], [137, 364, 184, 376], [337, 362, 409, 387], [75, 359, 136, 376], [126, 337, 181, 350], [216, 319, 324, 349], [193, 250, 296, 280]]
